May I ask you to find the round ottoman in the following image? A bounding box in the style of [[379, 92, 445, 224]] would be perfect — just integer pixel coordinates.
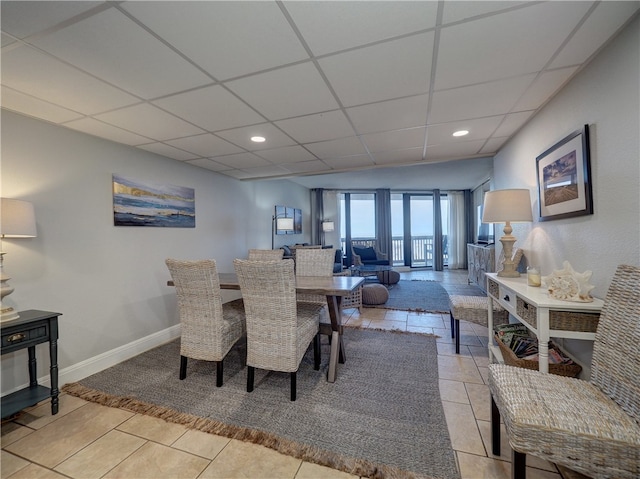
[[377, 269, 400, 285], [362, 283, 389, 305]]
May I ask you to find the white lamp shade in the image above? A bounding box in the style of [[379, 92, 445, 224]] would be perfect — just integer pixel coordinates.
[[276, 217, 294, 231], [322, 221, 335, 232], [1, 198, 37, 237], [482, 189, 533, 223]]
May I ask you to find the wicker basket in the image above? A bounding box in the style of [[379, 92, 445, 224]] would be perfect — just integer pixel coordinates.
[[487, 278, 499, 298], [516, 297, 600, 332], [494, 334, 582, 377]]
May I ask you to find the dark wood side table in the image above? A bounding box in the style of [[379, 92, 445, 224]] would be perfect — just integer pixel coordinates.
[[1, 310, 61, 418]]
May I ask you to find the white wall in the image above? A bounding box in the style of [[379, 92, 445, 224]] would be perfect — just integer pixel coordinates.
[[492, 16, 639, 372], [1, 110, 310, 393]]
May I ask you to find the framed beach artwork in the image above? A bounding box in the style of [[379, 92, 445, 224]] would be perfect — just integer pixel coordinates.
[[112, 175, 195, 227], [536, 125, 593, 221]]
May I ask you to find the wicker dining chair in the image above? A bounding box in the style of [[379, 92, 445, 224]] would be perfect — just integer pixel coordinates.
[[247, 249, 284, 261], [165, 259, 246, 387], [489, 264, 640, 479], [295, 248, 335, 305], [233, 258, 323, 401]]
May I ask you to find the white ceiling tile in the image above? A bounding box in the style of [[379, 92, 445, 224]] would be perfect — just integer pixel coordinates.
[[1, 86, 84, 123], [185, 158, 232, 172], [493, 111, 536, 138], [480, 137, 509, 155], [218, 169, 257, 180], [429, 75, 536, 123], [322, 155, 376, 170], [95, 104, 204, 140], [285, 1, 438, 56], [280, 160, 328, 174], [1, 1, 102, 39], [215, 123, 296, 151], [319, 32, 433, 107], [166, 134, 243, 158], [64, 117, 152, 145], [1, 46, 139, 115], [427, 116, 504, 145], [435, 2, 592, 89], [211, 152, 270, 169], [240, 164, 292, 177], [225, 62, 339, 120], [136, 143, 198, 162], [514, 67, 578, 111], [304, 136, 367, 159], [441, 1, 530, 25], [122, 1, 308, 81], [256, 146, 316, 164], [347, 94, 429, 134], [361, 127, 426, 153], [274, 110, 355, 143], [31, 8, 212, 99], [550, 1, 640, 69], [2, 32, 17, 47], [152, 85, 265, 132], [372, 147, 424, 165], [425, 139, 486, 161]]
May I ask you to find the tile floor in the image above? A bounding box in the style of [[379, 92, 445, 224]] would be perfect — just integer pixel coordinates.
[[2, 270, 564, 479]]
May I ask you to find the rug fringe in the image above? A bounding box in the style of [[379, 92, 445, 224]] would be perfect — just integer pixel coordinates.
[[62, 383, 441, 479]]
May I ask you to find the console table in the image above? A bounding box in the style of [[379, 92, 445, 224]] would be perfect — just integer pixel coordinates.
[[1, 310, 61, 418], [486, 274, 603, 373]]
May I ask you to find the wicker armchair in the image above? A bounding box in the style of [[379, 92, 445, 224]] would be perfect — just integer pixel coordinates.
[[351, 244, 389, 266], [489, 264, 640, 479], [233, 258, 322, 401], [165, 259, 246, 387], [248, 249, 284, 261]]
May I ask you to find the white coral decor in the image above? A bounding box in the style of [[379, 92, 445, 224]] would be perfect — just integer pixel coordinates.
[[542, 261, 595, 302]]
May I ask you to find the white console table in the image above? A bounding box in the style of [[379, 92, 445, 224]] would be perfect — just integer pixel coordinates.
[[486, 273, 604, 373]]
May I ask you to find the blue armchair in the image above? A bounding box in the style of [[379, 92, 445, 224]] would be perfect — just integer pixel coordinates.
[[352, 245, 389, 266]]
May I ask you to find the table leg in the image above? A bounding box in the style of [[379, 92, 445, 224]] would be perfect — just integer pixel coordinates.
[[50, 336, 59, 415], [27, 346, 37, 388], [328, 331, 339, 383], [326, 295, 345, 383]]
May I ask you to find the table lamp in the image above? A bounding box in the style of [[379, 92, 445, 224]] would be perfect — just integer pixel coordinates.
[[272, 215, 294, 249], [1, 198, 37, 321], [482, 189, 532, 277]]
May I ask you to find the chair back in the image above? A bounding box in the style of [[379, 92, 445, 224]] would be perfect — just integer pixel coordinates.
[[165, 258, 226, 359], [295, 248, 335, 277], [248, 249, 284, 261], [591, 264, 640, 422]]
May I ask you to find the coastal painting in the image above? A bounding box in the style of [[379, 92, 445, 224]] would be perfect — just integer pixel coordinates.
[[113, 175, 195, 227]]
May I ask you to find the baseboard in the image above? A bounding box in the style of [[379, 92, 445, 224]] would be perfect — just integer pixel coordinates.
[[1, 325, 181, 396]]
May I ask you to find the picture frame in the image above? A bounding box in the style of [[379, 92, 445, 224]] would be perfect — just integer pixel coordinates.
[[536, 125, 593, 221]]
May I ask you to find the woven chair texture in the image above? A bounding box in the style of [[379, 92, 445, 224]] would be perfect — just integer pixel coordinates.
[[248, 249, 284, 261], [489, 264, 640, 479], [165, 259, 246, 385], [334, 270, 363, 311], [233, 259, 322, 373], [449, 295, 509, 327], [295, 248, 335, 306]]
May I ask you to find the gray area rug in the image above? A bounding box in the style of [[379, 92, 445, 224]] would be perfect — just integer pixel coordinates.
[[64, 328, 460, 479]]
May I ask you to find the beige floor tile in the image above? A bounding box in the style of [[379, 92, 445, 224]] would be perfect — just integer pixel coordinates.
[[407, 315, 446, 328], [478, 366, 490, 384], [1, 450, 30, 477], [438, 355, 484, 384], [1, 422, 33, 448], [343, 315, 369, 328], [383, 310, 408, 321], [4, 463, 69, 479], [457, 451, 511, 479], [295, 461, 358, 478], [171, 429, 231, 460], [442, 401, 485, 455], [359, 308, 386, 319], [476, 420, 559, 473], [117, 413, 189, 445], [54, 429, 146, 479], [4, 402, 133, 468], [15, 394, 88, 430], [438, 379, 469, 404], [406, 325, 435, 334], [200, 439, 301, 479], [465, 383, 491, 421], [102, 441, 209, 479], [437, 341, 472, 357]]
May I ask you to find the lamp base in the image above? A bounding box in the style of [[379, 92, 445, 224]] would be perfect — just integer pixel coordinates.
[[497, 234, 522, 278], [1, 306, 19, 322]]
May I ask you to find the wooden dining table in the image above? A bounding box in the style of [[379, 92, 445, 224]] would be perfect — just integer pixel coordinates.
[[167, 273, 364, 383]]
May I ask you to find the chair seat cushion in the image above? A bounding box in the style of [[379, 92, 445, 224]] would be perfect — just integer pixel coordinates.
[[354, 246, 377, 261], [363, 259, 390, 265], [362, 284, 389, 305], [489, 364, 640, 477], [449, 295, 508, 326]]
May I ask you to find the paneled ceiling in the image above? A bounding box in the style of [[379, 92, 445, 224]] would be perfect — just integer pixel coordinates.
[[2, 1, 638, 189]]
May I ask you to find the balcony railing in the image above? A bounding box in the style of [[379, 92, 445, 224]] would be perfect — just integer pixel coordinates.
[[343, 236, 448, 267]]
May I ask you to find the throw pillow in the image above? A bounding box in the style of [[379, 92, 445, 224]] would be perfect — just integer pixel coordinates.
[[354, 246, 376, 261]]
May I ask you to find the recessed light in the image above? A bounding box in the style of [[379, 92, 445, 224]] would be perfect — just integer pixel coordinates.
[[251, 136, 266, 143], [452, 130, 469, 137]]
